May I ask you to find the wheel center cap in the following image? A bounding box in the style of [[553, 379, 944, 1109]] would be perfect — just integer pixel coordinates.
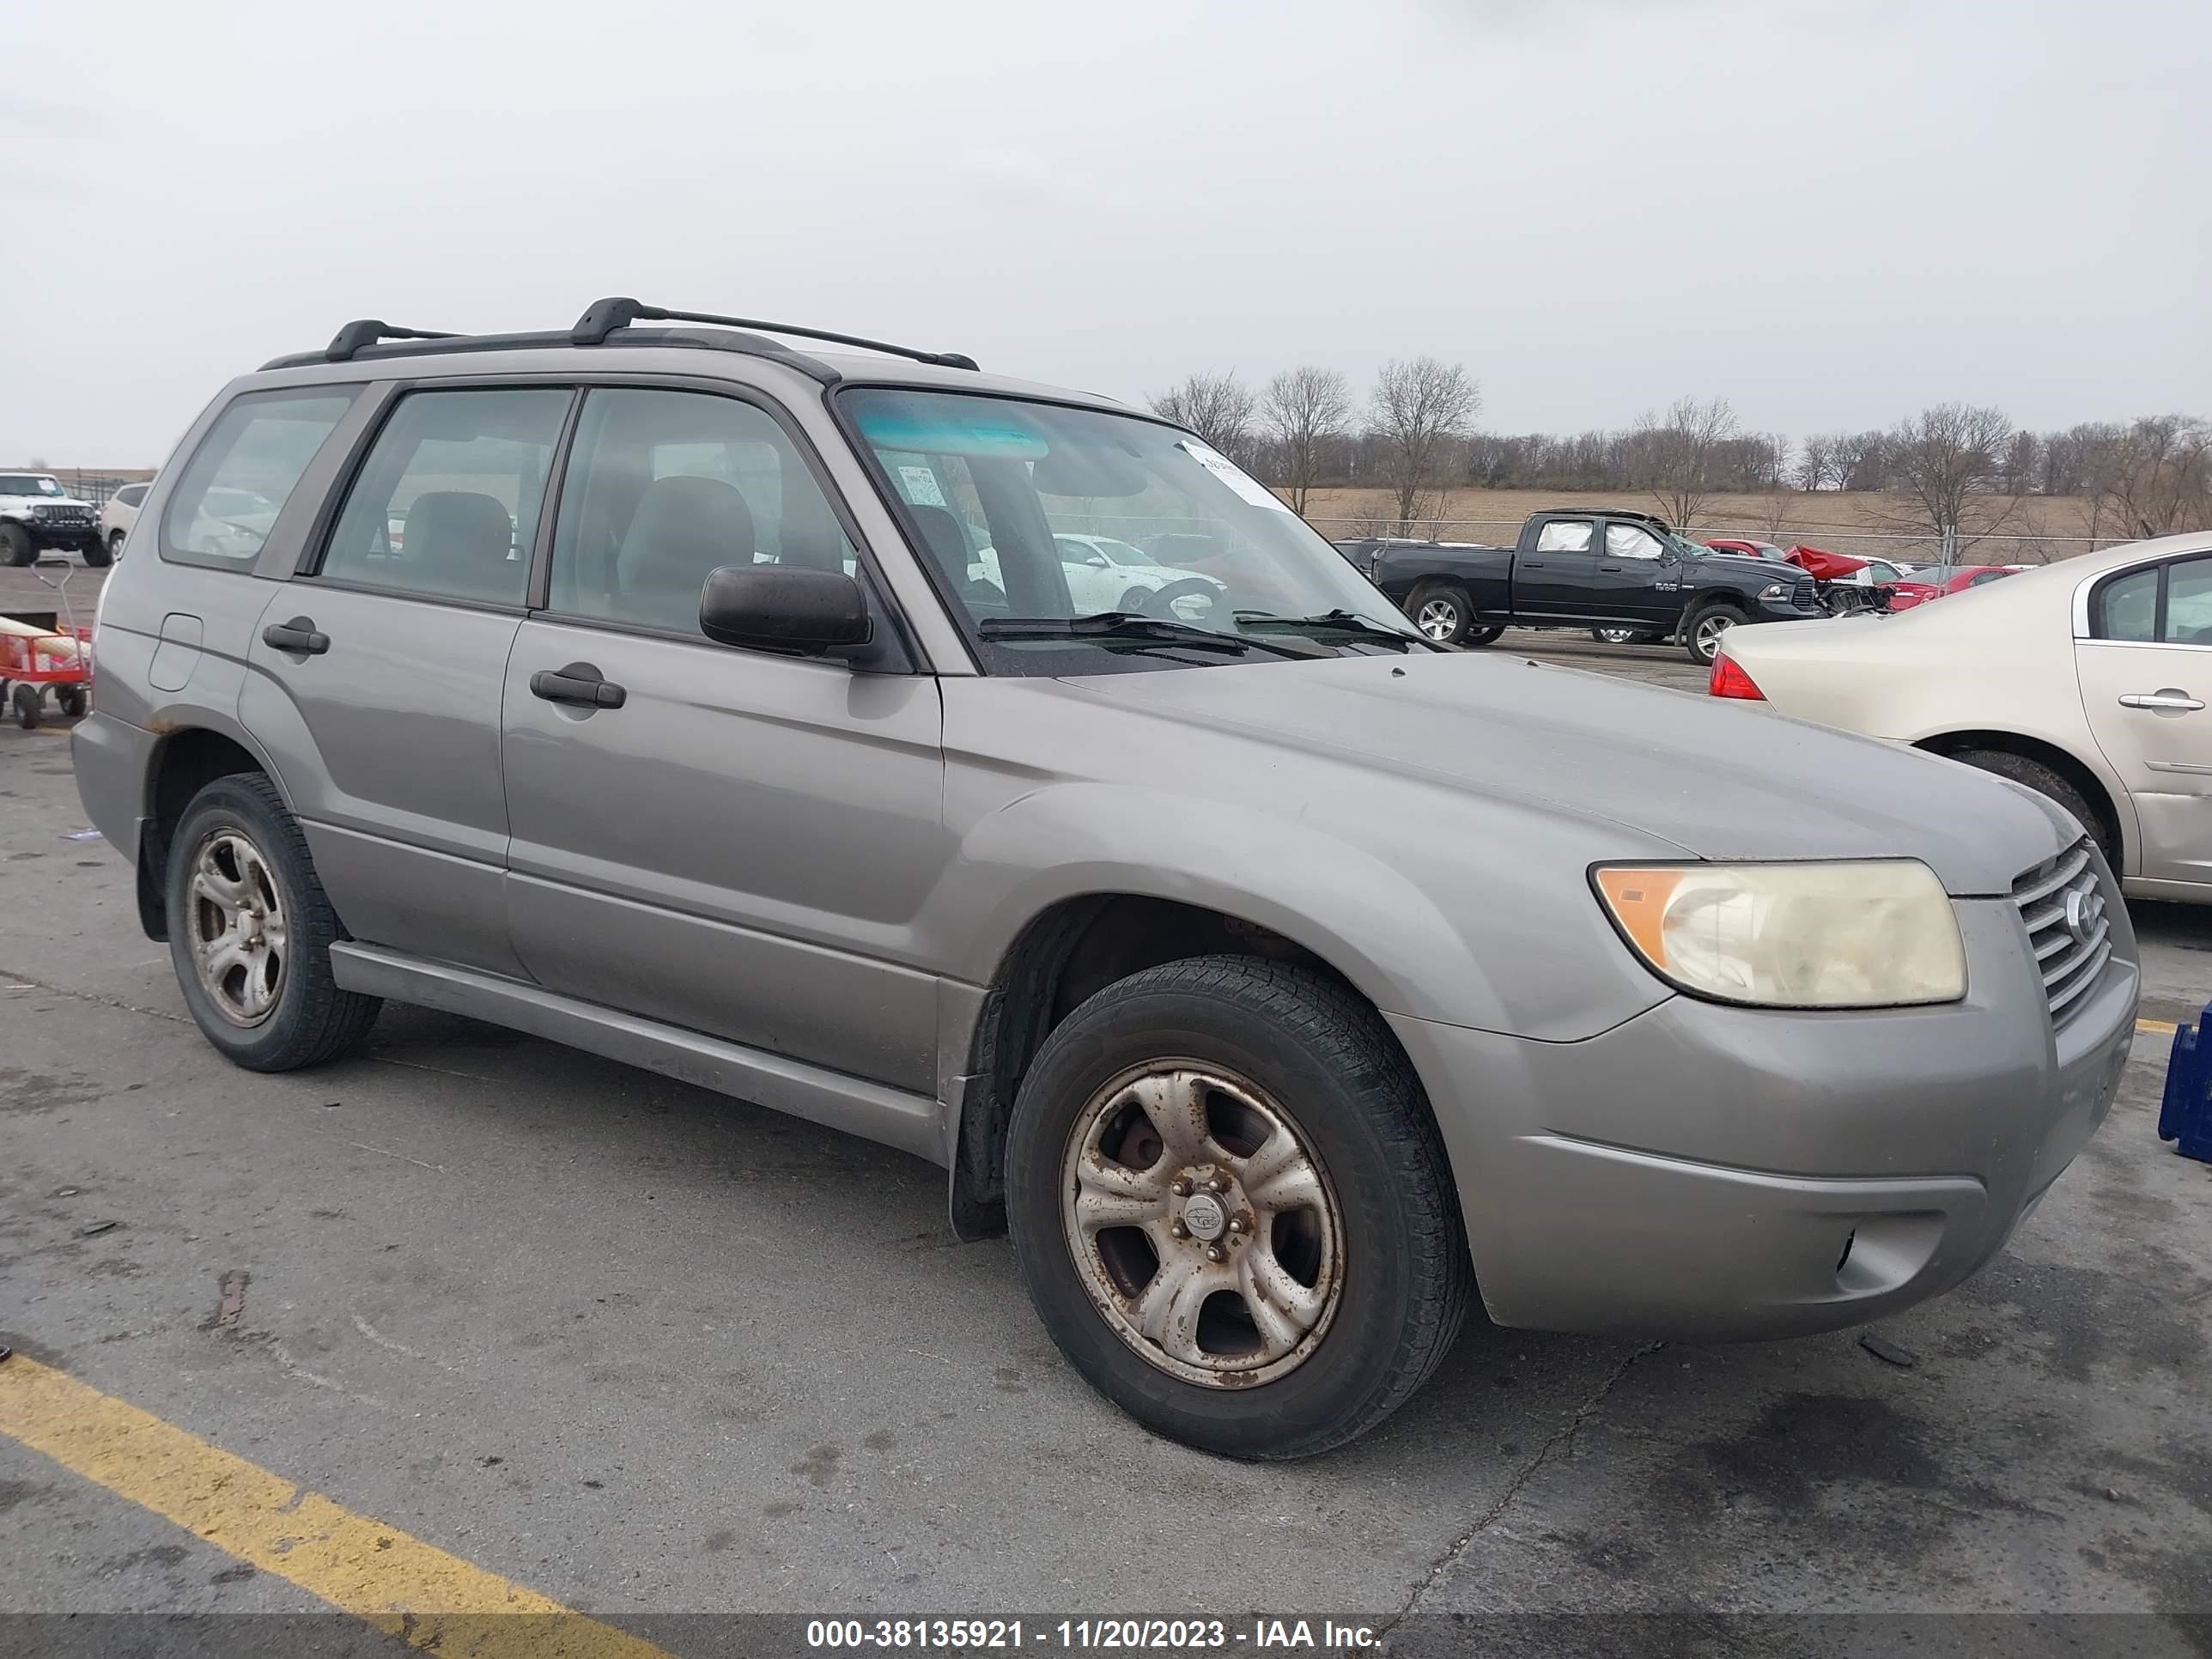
[[238, 912, 262, 944], [1181, 1191, 1228, 1243]]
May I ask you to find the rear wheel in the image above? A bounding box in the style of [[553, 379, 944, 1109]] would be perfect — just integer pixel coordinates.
[[1949, 749, 2116, 867], [1005, 956, 1471, 1459], [1408, 584, 1474, 645], [1684, 603, 1745, 665], [11, 682, 41, 729], [0, 524, 30, 567], [166, 772, 381, 1071], [55, 684, 87, 718]]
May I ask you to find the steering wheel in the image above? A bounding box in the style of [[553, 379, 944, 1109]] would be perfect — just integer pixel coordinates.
[[1122, 577, 1222, 622]]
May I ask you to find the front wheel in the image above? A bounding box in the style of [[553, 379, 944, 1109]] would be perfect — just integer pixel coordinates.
[[11, 682, 41, 729], [107, 529, 129, 561], [166, 772, 382, 1071], [84, 537, 113, 568], [1684, 605, 1744, 665], [1005, 957, 1471, 1459], [1949, 749, 2116, 868]]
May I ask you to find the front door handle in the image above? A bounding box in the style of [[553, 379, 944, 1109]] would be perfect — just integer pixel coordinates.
[[530, 661, 627, 709], [262, 617, 329, 655], [2118, 690, 2204, 712]]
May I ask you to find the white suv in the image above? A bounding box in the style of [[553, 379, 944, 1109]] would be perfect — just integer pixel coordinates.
[[0, 472, 106, 566], [97, 482, 152, 562]]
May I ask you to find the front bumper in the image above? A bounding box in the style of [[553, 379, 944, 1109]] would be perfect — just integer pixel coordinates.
[[1391, 895, 2138, 1340], [14, 518, 100, 550]]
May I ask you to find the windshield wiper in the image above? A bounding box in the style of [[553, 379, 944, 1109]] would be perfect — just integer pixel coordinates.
[[1232, 609, 1431, 649], [979, 613, 1316, 659]]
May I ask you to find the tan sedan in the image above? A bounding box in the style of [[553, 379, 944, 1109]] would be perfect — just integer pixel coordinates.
[[1715, 530, 2212, 902]]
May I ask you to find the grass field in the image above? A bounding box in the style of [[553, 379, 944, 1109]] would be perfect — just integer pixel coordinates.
[[1295, 487, 2124, 563]]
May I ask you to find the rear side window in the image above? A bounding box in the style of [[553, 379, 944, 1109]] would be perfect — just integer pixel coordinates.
[[318, 388, 571, 606], [548, 388, 857, 635], [2093, 557, 2212, 646], [114, 484, 149, 507], [161, 390, 356, 568]]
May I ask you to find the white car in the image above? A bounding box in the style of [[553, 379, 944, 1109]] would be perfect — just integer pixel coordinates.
[[1716, 530, 2212, 902], [96, 481, 151, 561], [966, 535, 1228, 622]]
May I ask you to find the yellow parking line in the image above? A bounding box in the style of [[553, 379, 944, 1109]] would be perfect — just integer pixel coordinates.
[[0, 1353, 674, 1659], [2139, 1018, 2179, 1036]]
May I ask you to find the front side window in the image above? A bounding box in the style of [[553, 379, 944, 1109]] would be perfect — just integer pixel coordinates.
[[161, 391, 357, 565], [1535, 520, 1595, 554], [319, 388, 569, 605], [846, 388, 1423, 672], [1605, 524, 1664, 561], [549, 388, 858, 635]]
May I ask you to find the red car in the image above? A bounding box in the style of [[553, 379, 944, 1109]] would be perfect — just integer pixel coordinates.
[[1942, 563, 2027, 594]]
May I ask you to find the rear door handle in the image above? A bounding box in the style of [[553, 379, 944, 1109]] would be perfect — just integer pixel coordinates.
[[2118, 690, 2204, 712], [530, 662, 627, 709], [262, 617, 329, 655]]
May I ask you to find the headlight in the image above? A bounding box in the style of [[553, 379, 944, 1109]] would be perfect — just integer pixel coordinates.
[[1592, 860, 1966, 1008], [1757, 583, 1786, 602]]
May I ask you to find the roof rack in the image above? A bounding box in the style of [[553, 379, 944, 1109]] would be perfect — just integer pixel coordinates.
[[571, 297, 979, 371], [260, 300, 979, 380], [323, 320, 461, 362]]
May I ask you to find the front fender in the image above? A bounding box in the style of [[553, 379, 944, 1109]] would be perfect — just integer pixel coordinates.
[[951, 781, 1498, 1030]]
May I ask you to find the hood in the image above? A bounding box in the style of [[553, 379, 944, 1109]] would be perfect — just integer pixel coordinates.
[[0, 491, 92, 510], [1061, 648, 2072, 896]]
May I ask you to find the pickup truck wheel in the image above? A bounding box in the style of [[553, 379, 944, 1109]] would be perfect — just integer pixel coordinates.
[[1684, 604, 1744, 665], [1592, 626, 1648, 645], [1948, 749, 2116, 866], [1006, 956, 1471, 1459], [1409, 584, 1474, 645], [166, 772, 382, 1072], [0, 524, 30, 567]]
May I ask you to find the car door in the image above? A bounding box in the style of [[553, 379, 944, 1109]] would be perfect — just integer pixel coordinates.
[[2075, 554, 2212, 884], [1514, 517, 1600, 617], [499, 383, 948, 1094], [240, 384, 572, 979], [1594, 520, 1676, 624]]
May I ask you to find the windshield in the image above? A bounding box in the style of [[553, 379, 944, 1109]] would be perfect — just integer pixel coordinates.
[[845, 388, 1424, 670], [0, 475, 64, 497], [1670, 532, 1707, 559]]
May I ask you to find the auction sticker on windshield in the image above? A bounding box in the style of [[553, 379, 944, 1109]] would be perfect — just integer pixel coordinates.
[[1178, 440, 1293, 513]]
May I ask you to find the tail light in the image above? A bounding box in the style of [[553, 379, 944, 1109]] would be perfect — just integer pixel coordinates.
[[1708, 654, 1765, 701]]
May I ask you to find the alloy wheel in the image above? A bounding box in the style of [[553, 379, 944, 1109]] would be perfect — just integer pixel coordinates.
[[1415, 599, 1462, 641], [187, 830, 289, 1026], [1060, 1063, 1345, 1387]]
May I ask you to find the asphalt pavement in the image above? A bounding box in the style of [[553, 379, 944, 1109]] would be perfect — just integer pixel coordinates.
[[2, 621, 2209, 1655]]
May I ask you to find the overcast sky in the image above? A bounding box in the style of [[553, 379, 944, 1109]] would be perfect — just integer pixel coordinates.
[[3, 0, 2206, 466]]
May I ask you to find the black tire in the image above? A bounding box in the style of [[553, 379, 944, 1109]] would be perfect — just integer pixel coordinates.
[[55, 684, 87, 718], [1592, 626, 1661, 646], [1461, 625, 1504, 647], [1407, 583, 1474, 646], [84, 537, 113, 568], [11, 682, 41, 729], [165, 772, 382, 1072], [108, 528, 129, 561], [1006, 956, 1472, 1460], [1949, 749, 2116, 867], [1683, 602, 1746, 665], [0, 524, 30, 568]]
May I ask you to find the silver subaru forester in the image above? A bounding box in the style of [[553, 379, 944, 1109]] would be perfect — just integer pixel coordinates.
[[73, 299, 2138, 1457]]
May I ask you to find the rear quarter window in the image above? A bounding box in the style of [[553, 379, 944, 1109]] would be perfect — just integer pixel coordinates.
[[161, 389, 358, 569]]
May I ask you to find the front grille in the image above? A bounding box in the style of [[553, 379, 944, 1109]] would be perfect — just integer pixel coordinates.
[[2013, 837, 2112, 1021], [30, 504, 91, 523]]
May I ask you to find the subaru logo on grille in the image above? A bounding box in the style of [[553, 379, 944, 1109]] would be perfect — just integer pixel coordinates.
[[2064, 887, 2105, 946]]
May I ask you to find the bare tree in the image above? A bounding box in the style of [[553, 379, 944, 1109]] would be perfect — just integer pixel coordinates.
[[1796, 433, 1841, 492], [1369, 357, 1480, 532], [1150, 372, 1258, 469], [1881, 403, 2023, 546], [1261, 367, 1352, 518], [2105, 415, 2212, 539], [1626, 396, 1739, 528]]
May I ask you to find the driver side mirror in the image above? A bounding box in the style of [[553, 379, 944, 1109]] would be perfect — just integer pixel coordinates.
[[699, 565, 872, 656]]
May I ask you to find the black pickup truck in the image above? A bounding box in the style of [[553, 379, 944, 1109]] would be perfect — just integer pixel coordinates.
[[1360, 509, 1825, 665]]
